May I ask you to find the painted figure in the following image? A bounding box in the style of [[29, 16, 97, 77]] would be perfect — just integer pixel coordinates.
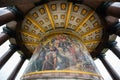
[[25, 34, 98, 74]]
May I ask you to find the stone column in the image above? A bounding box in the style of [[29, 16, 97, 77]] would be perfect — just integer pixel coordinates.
[[98, 54, 120, 80], [0, 32, 10, 45], [0, 9, 16, 26], [107, 2, 120, 18], [7, 54, 26, 80], [0, 21, 16, 46], [82, 0, 120, 17], [0, 0, 39, 7], [108, 21, 120, 37], [107, 41, 120, 59], [0, 6, 25, 26], [0, 44, 19, 69]]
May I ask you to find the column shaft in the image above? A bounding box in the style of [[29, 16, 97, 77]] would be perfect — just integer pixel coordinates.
[[0, 44, 18, 69], [83, 0, 120, 17], [0, 33, 10, 45], [108, 41, 120, 59], [0, 10, 15, 26], [99, 54, 120, 80], [107, 2, 120, 18], [0, 0, 38, 7], [7, 55, 26, 80], [110, 45, 120, 59]]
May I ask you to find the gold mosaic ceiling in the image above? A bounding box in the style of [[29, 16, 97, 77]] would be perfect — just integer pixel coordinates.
[[20, 1, 103, 53]]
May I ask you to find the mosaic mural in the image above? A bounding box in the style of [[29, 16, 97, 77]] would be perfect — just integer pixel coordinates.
[[22, 34, 102, 80]]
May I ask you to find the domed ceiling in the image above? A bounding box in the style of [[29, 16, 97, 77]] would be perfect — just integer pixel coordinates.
[[16, 1, 105, 57]]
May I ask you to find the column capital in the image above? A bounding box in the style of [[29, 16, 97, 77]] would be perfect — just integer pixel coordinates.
[[20, 54, 27, 60], [98, 53, 120, 80], [2, 26, 16, 37], [96, 1, 113, 16], [7, 6, 24, 20], [97, 53, 106, 59], [0, 44, 19, 69], [9, 44, 20, 51], [107, 41, 117, 48], [109, 22, 120, 34]]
